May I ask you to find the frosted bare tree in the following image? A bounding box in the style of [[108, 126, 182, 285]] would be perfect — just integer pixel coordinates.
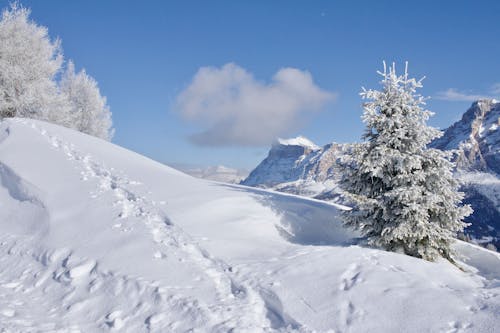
[[0, 3, 72, 126], [61, 61, 113, 140]]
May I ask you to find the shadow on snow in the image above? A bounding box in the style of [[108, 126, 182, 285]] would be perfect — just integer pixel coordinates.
[[213, 183, 360, 247]]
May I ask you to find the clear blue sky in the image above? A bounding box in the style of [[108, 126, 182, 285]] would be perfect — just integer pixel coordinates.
[[3, 0, 500, 169]]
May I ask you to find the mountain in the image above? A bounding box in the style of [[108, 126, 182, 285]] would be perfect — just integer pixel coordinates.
[[431, 99, 500, 250], [241, 136, 346, 201], [174, 164, 248, 184], [1, 118, 499, 331], [242, 136, 321, 187], [432, 99, 500, 174]]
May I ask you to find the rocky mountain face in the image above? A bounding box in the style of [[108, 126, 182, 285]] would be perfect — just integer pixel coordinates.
[[431, 99, 500, 250], [432, 99, 500, 174], [241, 137, 346, 200], [243, 100, 500, 251]]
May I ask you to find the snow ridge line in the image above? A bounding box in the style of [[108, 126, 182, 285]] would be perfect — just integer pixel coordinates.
[[18, 119, 293, 331], [0, 160, 47, 210]]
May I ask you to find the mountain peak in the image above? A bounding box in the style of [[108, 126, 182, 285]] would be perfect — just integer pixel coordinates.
[[431, 99, 500, 175], [276, 136, 320, 150]]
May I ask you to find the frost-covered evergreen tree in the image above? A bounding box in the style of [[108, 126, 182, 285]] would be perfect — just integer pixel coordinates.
[[340, 63, 472, 261], [60, 61, 113, 140], [0, 3, 72, 125]]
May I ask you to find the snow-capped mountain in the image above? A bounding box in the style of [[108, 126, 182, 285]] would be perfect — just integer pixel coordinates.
[[432, 99, 500, 174], [242, 136, 321, 187], [241, 136, 346, 200], [431, 99, 500, 250], [1, 118, 499, 331], [174, 164, 248, 184]]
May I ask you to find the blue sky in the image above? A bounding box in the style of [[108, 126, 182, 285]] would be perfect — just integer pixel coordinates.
[[4, 0, 500, 169]]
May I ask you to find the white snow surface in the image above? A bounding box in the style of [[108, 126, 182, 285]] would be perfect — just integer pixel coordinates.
[[0, 118, 499, 332], [277, 136, 320, 150]]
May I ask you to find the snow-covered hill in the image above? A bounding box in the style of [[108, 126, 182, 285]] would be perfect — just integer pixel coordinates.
[[1, 118, 499, 332]]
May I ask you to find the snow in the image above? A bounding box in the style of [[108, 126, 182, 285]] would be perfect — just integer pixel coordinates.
[[341, 65, 471, 261], [277, 136, 320, 150], [432, 100, 500, 173], [0, 118, 499, 332], [242, 139, 344, 198], [174, 164, 248, 184]]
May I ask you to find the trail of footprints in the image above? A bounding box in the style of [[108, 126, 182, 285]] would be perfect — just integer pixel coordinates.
[[13, 119, 282, 331], [0, 235, 212, 332]]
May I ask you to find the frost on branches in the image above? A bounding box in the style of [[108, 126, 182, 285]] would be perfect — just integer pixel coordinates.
[[61, 62, 113, 140], [0, 3, 68, 123], [0, 3, 113, 140], [340, 63, 472, 261]]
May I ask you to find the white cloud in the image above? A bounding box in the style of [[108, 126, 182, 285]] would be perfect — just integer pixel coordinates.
[[434, 88, 492, 102], [175, 63, 335, 146], [435, 83, 500, 102]]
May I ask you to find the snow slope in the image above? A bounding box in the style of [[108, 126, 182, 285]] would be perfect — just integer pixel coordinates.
[[0, 118, 499, 332]]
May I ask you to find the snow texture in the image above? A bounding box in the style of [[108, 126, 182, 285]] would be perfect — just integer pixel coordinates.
[[0, 118, 498, 332]]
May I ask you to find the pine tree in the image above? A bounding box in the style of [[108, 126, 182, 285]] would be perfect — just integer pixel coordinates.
[[0, 3, 72, 125], [60, 61, 113, 140], [339, 63, 472, 261]]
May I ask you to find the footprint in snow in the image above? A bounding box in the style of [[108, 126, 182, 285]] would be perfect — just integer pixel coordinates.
[[339, 263, 362, 291], [105, 311, 125, 329], [388, 265, 406, 273], [338, 300, 364, 327], [444, 320, 472, 333]]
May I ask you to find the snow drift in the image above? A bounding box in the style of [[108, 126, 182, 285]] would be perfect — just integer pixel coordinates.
[[0, 118, 499, 332]]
